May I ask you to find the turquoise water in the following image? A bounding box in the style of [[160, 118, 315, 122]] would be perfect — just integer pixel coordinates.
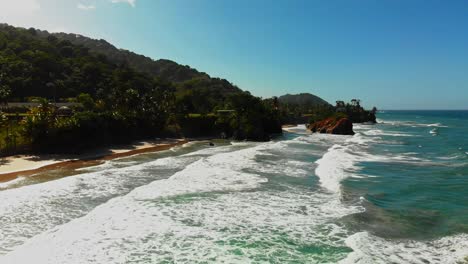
[[346, 111, 468, 240], [0, 111, 467, 263]]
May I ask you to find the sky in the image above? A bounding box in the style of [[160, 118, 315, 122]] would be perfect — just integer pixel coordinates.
[[0, 0, 467, 109]]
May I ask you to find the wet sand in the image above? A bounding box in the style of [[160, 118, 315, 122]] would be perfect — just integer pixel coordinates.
[[0, 139, 188, 183]]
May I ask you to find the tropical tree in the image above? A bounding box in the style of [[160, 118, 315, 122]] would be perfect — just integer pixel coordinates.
[[0, 75, 11, 105], [0, 111, 7, 127]]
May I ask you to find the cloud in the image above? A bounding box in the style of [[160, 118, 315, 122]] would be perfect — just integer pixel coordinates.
[[77, 3, 96, 10], [0, 0, 41, 16], [110, 0, 136, 7]]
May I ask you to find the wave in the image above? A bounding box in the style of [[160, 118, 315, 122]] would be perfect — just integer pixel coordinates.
[[340, 232, 468, 264], [0, 176, 28, 190], [0, 143, 242, 256], [313, 128, 435, 193], [0, 143, 269, 260], [312, 126, 468, 263], [430, 128, 439, 136], [314, 133, 375, 193], [377, 119, 449, 128], [282, 124, 308, 134], [363, 129, 416, 137], [315, 144, 359, 193], [0, 139, 369, 263], [2, 123, 464, 263], [426, 123, 448, 127]]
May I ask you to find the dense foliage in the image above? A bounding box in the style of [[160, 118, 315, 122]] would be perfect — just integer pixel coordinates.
[[0, 24, 282, 154], [39, 31, 243, 97], [335, 99, 377, 123]]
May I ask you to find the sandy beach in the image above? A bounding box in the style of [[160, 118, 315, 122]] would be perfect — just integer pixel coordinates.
[[0, 139, 188, 183]]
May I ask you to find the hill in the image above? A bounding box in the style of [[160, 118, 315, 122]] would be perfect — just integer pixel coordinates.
[[41, 32, 207, 83], [34, 30, 242, 97], [278, 93, 330, 107], [0, 24, 282, 154], [33, 30, 243, 112]]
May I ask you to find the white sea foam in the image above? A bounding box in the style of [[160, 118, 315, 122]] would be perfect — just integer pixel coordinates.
[[1, 123, 464, 263], [364, 129, 416, 137], [315, 144, 359, 193], [282, 124, 309, 134], [0, 190, 360, 263], [426, 123, 448, 127], [438, 154, 462, 160], [379, 120, 448, 128], [0, 145, 237, 256], [0, 140, 365, 263], [313, 127, 432, 193], [340, 232, 468, 264]]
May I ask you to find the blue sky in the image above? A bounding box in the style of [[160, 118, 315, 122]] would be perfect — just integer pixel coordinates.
[[1, 0, 467, 109]]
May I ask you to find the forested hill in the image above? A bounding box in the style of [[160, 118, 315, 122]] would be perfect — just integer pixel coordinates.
[[0, 23, 244, 112], [278, 93, 330, 107], [34, 30, 242, 97], [0, 24, 282, 151], [42, 32, 208, 83]]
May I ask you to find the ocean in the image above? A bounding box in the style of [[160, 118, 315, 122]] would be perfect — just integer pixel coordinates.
[[0, 110, 467, 263]]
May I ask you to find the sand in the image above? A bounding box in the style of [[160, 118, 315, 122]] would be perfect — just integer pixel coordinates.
[[0, 139, 188, 183]]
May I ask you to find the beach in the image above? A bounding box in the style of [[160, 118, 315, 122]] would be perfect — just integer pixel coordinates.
[[0, 139, 188, 183], [0, 111, 467, 263]]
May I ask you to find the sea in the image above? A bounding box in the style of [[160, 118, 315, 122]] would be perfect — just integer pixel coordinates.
[[0, 110, 467, 263]]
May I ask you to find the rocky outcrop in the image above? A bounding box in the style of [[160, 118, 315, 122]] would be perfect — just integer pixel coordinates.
[[307, 117, 354, 135], [347, 111, 376, 123]]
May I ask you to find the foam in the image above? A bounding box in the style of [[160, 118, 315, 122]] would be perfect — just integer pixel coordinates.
[[1, 123, 465, 263], [0, 176, 28, 189], [364, 129, 416, 137], [315, 144, 359, 193], [378, 120, 449, 128], [1, 175, 361, 264], [340, 232, 468, 264], [426, 123, 448, 128], [0, 144, 238, 256], [313, 128, 434, 193], [0, 140, 365, 263]]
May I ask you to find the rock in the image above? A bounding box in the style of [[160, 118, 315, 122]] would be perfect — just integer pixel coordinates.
[[327, 118, 354, 135], [307, 117, 354, 135]]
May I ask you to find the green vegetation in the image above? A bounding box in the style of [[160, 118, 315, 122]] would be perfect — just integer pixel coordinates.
[[0, 24, 282, 155], [278, 93, 330, 108], [0, 24, 377, 155], [38, 30, 242, 97], [276, 92, 377, 126], [334, 99, 377, 123], [276, 93, 334, 124]]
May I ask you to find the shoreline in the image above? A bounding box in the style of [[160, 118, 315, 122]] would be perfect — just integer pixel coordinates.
[[0, 139, 189, 183]]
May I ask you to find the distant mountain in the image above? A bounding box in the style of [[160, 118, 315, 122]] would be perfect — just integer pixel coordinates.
[[278, 93, 330, 107]]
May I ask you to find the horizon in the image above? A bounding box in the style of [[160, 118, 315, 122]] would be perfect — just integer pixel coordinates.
[[0, 0, 467, 110]]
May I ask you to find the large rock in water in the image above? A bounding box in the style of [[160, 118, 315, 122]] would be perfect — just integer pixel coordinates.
[[308, 118, 354, 135]]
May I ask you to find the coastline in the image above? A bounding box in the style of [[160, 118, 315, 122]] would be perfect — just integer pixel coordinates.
[[0, 139, 188, 183]]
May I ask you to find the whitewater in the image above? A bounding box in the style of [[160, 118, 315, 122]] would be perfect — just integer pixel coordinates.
[[0, 110, 467, 263]]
